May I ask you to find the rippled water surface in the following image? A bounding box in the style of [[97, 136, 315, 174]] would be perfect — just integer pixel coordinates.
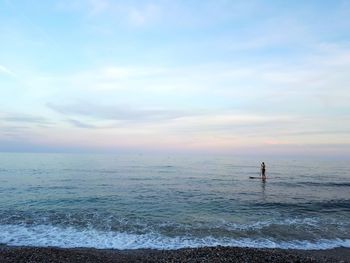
[[0, 153, 349, 249]]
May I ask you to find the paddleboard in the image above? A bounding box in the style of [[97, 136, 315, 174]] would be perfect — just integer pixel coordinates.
[[249, 176, 267, 179]]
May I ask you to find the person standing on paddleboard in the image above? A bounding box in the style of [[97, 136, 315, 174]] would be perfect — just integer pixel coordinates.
[[261, 162, 266, 179]]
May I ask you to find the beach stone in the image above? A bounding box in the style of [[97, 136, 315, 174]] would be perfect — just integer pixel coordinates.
[[0, 246, 348, 262]]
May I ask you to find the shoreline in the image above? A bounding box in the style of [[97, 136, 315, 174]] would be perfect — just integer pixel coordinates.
[[1, 245, 350, 262]]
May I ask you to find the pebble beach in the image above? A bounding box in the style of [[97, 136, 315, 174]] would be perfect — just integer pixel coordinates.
[[1, 246, 350, 263]]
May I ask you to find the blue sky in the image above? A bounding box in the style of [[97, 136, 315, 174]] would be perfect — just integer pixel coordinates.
[[1, 0, 350, 156]]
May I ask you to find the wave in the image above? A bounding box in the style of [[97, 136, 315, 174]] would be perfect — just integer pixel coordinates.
[[1, 210, 348, 235], [301, 182, 350, 187], [275, 181, 350, 188], [0, 224, 349, 250], [156, 217, 333, 233], [216, 217, 323, 231], [253, 200, 350, 211]]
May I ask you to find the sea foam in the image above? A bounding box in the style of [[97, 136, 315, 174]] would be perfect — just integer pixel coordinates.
[[1, 224, 349, 250]]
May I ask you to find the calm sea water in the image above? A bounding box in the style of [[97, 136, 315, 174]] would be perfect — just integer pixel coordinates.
[[0, 153, 349, 250]]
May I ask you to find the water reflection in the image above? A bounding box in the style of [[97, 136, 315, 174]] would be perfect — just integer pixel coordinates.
[[261, 178, 266, 201]]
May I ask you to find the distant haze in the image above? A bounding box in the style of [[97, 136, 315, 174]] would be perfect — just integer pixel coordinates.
[[1, 0, 349, 157]]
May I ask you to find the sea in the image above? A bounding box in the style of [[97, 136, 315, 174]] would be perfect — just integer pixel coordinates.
[[0, 153, 349, 250]]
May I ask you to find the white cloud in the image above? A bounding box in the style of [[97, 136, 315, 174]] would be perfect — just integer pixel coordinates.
[[88, 0, 109, 15], [128, 3, 161, 26], [57, 0, 163, 27], [101, 66, 165, 79], [65, 66, 168, 91], [0, 65, 15, 77]]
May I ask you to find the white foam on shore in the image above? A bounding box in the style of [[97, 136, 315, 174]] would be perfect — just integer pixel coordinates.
[[1, 224, 349, 250], [217, 217, 323, 231]]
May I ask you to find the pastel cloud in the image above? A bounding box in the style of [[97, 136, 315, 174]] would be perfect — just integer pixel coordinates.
[[0, 0, 349, 157], [47, 102, 187, 122]]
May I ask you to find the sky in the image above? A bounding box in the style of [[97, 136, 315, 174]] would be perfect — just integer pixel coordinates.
[[0, 0, 350, 157]]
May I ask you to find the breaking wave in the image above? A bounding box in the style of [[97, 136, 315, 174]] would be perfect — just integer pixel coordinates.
[[1, 224, 350, 250]]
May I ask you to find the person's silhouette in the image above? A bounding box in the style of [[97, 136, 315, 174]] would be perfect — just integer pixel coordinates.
[[261, 162, 266, 179]]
